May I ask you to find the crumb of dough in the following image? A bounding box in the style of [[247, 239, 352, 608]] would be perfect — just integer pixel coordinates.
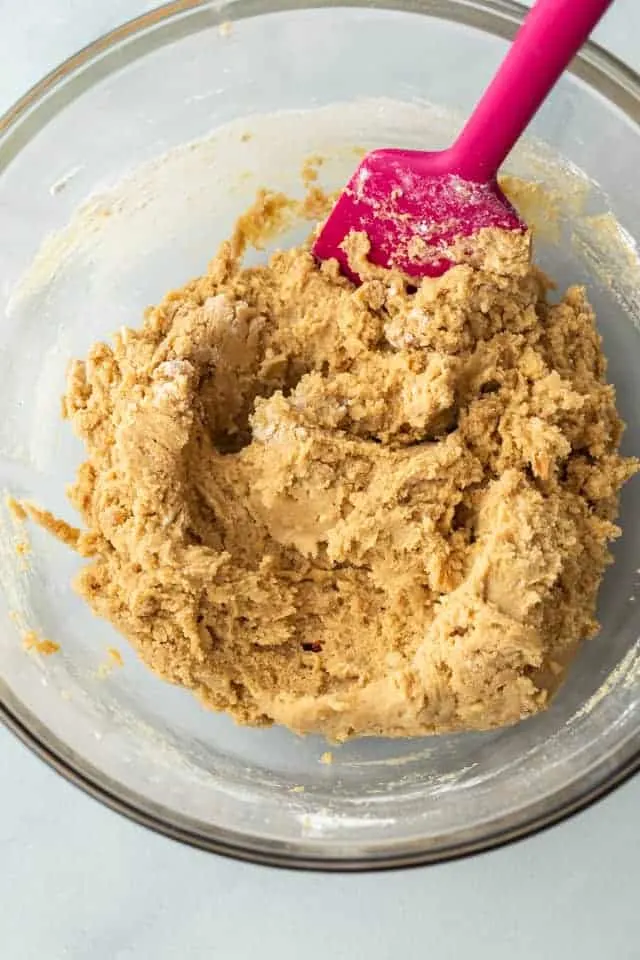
[[107, 646, 124, 666], [6, 496, 27, 521], [320, 751, 333, 765], [290, 785, 305, 793], [224, 188, 333, 258], [301, 154, 325, 187], [23, 630, 60, 656], [31, 188, 638, 741], [20, 503, 81, 548], [96, 646, 124, 678], [17, 501, 100, 557], [218, 20, 232, 37], [15, 541, 30, 557]]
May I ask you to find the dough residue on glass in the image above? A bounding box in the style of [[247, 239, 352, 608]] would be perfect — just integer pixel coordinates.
[[31, 188, 638, 741]]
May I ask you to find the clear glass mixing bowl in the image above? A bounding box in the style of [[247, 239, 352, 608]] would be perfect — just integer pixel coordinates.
[[1, 0, 639, 870]]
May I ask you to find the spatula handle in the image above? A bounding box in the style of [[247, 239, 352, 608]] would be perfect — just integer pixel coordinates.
[[450, 0, 614, 181]]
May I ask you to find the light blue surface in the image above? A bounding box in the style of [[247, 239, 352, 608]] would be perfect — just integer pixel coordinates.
[[1, 2, 639, 958]]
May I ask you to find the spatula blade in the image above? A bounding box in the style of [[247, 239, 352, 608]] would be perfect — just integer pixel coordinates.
[[313, 148, 525, 283]]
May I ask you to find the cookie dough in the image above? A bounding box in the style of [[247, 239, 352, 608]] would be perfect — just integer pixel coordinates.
[[53, 190, 637, 740]]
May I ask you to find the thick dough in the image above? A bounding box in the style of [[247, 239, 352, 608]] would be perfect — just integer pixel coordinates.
[[58, 191, 637, 740]]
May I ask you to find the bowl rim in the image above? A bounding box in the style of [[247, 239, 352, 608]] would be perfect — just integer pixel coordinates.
[[1, 0, 639, 872]]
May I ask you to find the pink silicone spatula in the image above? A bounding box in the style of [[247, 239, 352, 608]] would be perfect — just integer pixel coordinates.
[[313, 0, 614, 281]]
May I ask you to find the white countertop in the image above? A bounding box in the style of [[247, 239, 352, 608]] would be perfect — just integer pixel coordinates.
[[2, 2, 639, 958]]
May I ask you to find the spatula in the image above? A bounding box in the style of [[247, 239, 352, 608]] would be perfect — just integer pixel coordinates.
[[313, 0, 614, 282]]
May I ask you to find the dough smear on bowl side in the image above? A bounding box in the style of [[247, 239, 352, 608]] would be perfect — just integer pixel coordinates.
[[27, 188, 638, 741]]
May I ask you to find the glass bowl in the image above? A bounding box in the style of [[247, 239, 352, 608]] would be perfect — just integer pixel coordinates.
[[1, 0, 639, 871]]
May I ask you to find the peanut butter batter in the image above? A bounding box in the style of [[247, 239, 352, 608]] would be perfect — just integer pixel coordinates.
[[52, 190, 637, 740]]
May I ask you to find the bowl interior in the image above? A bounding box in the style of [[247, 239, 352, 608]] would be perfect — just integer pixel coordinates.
[[1, 1, 639, 867]]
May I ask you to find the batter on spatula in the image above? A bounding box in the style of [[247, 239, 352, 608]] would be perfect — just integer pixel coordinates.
[[36, 190, 637, 741]]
